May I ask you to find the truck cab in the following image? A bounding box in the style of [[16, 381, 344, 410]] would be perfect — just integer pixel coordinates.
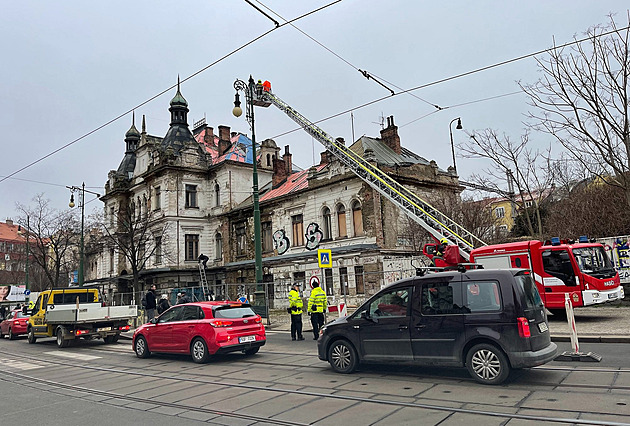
[[469, 239, 623, 312]]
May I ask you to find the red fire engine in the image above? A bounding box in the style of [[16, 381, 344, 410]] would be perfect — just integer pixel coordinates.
[[424, 237, 623, 313]]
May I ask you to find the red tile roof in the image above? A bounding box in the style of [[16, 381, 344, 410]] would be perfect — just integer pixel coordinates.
[[0, 222, 26, 243], [260, 164, 327, 202]]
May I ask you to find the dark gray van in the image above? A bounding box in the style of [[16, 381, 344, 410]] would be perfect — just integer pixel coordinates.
[[317, 269, 557, 384]]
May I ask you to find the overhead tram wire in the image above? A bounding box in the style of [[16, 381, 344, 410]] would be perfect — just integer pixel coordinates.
[[0, 0, 343, 185], [253, 0, 439, 108], [270, 24, 630, 140]]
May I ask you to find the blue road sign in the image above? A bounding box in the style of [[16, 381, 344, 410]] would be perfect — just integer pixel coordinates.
[[237, 296, 248, 303]]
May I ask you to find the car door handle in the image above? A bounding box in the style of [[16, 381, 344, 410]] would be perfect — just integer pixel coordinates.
[[415, 324, 426, 329], [398, 325, 408, 330]]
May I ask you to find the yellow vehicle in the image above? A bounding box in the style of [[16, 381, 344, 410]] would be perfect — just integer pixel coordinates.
[[27, 288, 137, 348]]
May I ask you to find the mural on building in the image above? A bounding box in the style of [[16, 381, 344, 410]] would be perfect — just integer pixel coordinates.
[[304, 222, 324, 251], [273, 229, 290, 255]]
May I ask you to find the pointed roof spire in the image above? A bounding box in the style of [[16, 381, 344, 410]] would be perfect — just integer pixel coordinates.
[[125, 111, 140, 140], [141, 114, 146, 134], [170, 74, 188, 107]]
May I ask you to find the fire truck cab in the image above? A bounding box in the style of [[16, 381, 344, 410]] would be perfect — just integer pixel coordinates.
[[468, 238, 623, 312]]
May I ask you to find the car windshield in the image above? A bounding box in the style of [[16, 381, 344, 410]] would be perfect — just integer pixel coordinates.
[[572, 246, 613, 273], [515, 273, 544, 310], [214, 306, 257, 319], [15, 312, 28, 318]]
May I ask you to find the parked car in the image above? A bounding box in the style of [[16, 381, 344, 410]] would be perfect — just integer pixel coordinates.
[[133, 301, 265, 363], [1, 309, 30, 340], [317, 269, 558, 385]]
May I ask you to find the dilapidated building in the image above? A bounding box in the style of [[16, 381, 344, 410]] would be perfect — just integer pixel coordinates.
[[92, 84, 462, 307]]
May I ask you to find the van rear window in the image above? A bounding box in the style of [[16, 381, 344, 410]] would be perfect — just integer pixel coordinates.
[[515, 273, 543, 309]]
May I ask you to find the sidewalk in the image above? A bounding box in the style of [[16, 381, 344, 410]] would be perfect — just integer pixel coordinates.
[[121, 306, 630, 343]]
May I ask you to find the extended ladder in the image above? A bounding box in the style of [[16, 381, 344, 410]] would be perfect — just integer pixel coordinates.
[[260, 90, 486, 260], [198, 263, 209, 301]]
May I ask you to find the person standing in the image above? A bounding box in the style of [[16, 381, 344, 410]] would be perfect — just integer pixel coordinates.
[[288, 284, 305, 341], [157, 294, 170, 315], [145, 285, 157, 322], [308, 282, 327, 340], [178, 290, 191, 304]]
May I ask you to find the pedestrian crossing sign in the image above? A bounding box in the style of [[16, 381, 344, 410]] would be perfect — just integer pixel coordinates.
[[318, 249, 332, 268]]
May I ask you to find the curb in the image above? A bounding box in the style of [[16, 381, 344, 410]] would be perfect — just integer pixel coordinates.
[[551, 335, 630, 344]]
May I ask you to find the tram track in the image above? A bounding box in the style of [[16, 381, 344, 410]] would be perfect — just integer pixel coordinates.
[[1, 347, 630, 425]]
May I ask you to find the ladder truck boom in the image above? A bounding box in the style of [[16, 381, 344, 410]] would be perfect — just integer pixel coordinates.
[[256, 86, 486, 259]]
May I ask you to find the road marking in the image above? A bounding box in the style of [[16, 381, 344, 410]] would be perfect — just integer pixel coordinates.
[[0, 357, 46, 371], [43, 351, 101, 361]]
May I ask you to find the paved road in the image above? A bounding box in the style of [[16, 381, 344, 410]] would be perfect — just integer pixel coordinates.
[[2, 328, 630, 425]]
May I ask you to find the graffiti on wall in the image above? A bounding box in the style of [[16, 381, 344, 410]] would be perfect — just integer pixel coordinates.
[[305, 223, 324, 251], [273, 229, 290, 255]]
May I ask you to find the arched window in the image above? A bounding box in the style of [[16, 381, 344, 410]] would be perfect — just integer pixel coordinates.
[[322, 207, 332, 240], [130, 202, 136, 221], [337, 204, 347, 238], [214, 182, 220, 207], [352, 200, 363, 236], [137, 197, 142, 219], [215, 233, 223, 260], [143, 195, 148, 220], [266, 153, 271, 166]]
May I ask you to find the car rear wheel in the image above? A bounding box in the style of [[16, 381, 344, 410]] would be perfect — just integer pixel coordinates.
[[134, 335, 151, 358], [243, 347, 259, 356], [56, 329, 70, 348], [0, 328, 5, 339], [8, 328, 15, 340], [328, 340, 358, 374], [191, 337, 210, 363], [466, 343, 510, 385], [27, 327, 37, 344]]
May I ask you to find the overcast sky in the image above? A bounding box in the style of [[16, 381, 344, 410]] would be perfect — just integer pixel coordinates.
[[1, 1, 628, 221]]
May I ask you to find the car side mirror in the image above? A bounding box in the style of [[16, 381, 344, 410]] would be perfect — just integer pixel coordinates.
[[360, 311, 377, 323], [150, 317, 158, 324]]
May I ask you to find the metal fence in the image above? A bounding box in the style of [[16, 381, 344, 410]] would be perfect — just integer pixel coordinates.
[[101, 267, 423, 326]]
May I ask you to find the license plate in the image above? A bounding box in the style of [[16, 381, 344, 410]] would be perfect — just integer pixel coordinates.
[[239, 335, 256, 343], [538, 322, 548, 333], [97, 327, 112, 332], [608, 293, 617, 299]]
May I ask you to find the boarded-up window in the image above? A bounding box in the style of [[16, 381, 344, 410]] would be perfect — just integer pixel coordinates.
[[337, 204, 347, 238], [355, 265, 364, 294], [292, 215, 304, 247], [352, 201, 363, 236]]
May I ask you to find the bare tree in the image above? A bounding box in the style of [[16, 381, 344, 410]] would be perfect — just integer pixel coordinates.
[[16, 194, 77, 289], [521, 13, 630, 206], [459, 130, 554, 238], [93, 201, 171, 298]]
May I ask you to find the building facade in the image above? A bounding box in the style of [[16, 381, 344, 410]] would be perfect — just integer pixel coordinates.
[[92, 85, 462, 308]]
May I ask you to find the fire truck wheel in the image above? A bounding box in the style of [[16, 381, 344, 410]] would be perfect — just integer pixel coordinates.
[[466, 343, 510, 385]]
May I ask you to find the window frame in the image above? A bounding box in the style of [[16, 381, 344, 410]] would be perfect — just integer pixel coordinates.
[[292, 214, 304, 247], [185, 184, 198, 208], [185, 234, 199, 261]]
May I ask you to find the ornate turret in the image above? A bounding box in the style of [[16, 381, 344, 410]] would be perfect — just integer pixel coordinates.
[[161, 77, 196, 155], [116, 113, 138, 180]]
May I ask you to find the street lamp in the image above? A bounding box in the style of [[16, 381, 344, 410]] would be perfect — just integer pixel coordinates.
[[449, 117, 463, 175], [233, 76, 271, 302], [67, 183, 100, 286]]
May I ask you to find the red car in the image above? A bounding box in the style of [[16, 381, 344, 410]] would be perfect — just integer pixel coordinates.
[[132, 301, 265, 363], [0, 309, 30, 340]]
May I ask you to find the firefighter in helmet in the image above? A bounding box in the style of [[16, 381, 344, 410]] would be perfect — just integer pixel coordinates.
[[435, 237, 448, 258]]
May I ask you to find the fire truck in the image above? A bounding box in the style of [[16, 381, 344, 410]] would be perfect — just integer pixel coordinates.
[[424, 237, 623, 313], [250, 79, 623, 313]]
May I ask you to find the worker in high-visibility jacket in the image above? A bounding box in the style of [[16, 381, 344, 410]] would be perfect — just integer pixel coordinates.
[[288, 284, 304, 341], [308, 281, 328, 340]]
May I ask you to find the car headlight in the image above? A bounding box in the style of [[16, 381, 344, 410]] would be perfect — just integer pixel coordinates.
[[319, 326, 327, 336]]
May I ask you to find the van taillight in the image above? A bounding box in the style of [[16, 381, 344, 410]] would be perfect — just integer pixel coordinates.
[[118, 325, 130, 331], [517, 317, 531, 338]]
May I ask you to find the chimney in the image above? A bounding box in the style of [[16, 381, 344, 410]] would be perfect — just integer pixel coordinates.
[[272, 156, 288, 187], [218, 125, 231, 155], [320, 151, 330, 165], [204, 126, 214, 147], [380, 115, 401, 154], [335, 137, 345, 146], [283, 145, 293, 174], [6, 219, 13, 226]]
